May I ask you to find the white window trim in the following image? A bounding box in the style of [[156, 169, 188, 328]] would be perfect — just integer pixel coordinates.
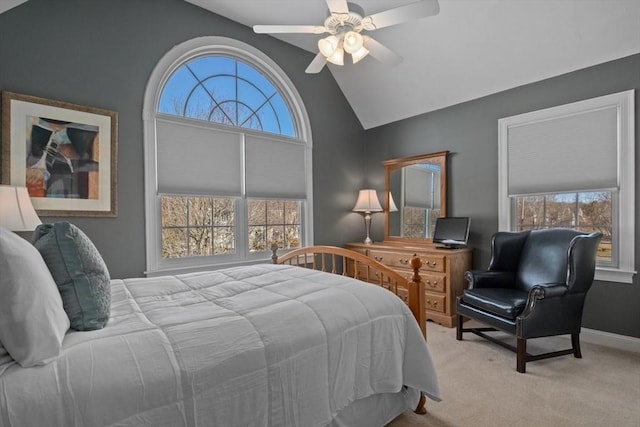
[[142, 36, 313, 276], [498, 90, 635, 284]]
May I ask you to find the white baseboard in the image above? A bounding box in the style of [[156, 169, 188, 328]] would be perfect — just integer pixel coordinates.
[[581, 328, 640, 353]]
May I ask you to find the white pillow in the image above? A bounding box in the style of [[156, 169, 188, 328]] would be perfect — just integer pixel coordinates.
[[0, 226, 70, 367]]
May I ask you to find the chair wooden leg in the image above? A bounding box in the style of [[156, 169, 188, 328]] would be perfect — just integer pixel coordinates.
[[572, 333, 582, 358], [456, 314, 464, 341], [516, 338, 527, 373]]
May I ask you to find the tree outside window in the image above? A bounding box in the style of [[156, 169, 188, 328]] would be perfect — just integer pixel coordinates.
[[514, 191, 613, 263]]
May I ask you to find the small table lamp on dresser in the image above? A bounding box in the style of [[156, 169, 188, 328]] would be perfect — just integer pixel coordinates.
[[352, 189, 383, 244], [0, 185, 42, 237]]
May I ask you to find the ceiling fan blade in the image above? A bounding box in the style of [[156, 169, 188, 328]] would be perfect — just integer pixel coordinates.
[[325, 0, 349, 14], [362, 0, 440, 30], [253, 25, 328, 34], [363, 36, 403, 66], [306, 52, 327, 74]]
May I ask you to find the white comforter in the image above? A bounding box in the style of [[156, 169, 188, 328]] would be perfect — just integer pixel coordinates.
[[0, 264, 439, 427]]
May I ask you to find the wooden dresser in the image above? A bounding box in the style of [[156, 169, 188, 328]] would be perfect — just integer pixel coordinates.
[[346, 241, 472, 327]]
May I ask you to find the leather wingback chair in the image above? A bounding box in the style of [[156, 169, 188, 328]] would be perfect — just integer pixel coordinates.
[[456, 228, 602, 373]]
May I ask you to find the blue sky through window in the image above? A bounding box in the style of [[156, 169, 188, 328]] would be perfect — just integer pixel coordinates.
[[158, 56, 296, 137]]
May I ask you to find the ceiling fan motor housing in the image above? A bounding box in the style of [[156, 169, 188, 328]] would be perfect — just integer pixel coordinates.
[[323, 2, 365, 35]]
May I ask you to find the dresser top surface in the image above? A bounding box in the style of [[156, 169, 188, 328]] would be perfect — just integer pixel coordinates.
[[346, 241, 472, 254]]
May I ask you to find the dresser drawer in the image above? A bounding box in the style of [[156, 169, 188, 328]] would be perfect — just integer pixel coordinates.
[[422, 273, 446, 293], [425, 293, 446, 313], [367, 249, 446, 274], [397, 271, 445, 293], [416, 254, 446, 273], [368, 249, 418, 269]]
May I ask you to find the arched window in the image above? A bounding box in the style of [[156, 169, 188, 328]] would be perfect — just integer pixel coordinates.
[[158, 55, 296, 136], [143, 37, 313, 276]]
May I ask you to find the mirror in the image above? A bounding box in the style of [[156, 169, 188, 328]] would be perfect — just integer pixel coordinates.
[[384, 151, 448, 242]]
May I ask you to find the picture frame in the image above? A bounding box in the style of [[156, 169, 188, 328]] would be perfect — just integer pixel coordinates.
[[1, 91, 117, 217]]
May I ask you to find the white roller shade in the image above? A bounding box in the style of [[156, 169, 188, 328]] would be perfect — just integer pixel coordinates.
[[404, 165, 434, 209], [156, 119, 242, 195], [432, 172, 441, 209], [245, 135, 306, 198], [507, 106, 618, 196]]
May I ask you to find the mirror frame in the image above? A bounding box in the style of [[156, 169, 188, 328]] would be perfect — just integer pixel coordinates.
[[383, 150, 449, 243]]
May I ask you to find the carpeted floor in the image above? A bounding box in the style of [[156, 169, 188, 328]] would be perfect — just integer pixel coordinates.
[[387, 321, 640, 427]]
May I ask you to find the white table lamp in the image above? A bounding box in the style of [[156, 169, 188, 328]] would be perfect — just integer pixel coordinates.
[[353, 189, 383, 244], [0, 185, 42, 231]]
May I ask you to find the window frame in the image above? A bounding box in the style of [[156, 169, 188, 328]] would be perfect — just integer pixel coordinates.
[[498, 90, 635, 283], [143, 37, 313, 276]]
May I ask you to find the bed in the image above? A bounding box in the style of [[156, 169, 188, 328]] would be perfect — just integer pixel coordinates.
[[0, 224, 440, 427]]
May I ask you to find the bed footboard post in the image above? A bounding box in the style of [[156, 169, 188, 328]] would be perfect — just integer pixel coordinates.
[[270, 243, 279, 264], [409, 255, 426, 339], [414, 392, 427, 415]]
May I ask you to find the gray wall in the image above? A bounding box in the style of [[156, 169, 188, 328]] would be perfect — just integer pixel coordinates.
[[1, 1, 637, 338], [0, 0, 366, 278], [364, 54, 640, 338]]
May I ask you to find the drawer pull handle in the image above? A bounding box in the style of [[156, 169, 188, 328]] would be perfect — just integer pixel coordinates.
[[426, 300, 439, 308], [399, 258, 409, 264], [374, 256, 383, 261], [426, 280, 438, 288], [421, 259, 437, 268]]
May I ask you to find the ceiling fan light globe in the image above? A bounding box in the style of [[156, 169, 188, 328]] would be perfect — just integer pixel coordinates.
[[343, 31, 364, 54], [326, 47, 345, 65], [351, 46, 369, 64], [318, 35, 339, 57]]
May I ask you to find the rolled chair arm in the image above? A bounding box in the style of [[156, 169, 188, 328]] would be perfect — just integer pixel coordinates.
[[521, 284, 567, 317], [464, 270, 516, 289], [534, 284, 568, 299]]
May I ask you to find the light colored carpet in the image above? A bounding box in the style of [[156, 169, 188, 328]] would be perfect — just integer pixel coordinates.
[[387, 321, 640, 427]]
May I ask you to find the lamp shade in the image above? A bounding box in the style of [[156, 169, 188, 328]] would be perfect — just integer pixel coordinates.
[[353, 189, 383, 213], [326, 46, 345, 65], [318, 35, 339, 57], [0, 185, 42, 231], [343, 31, 364, 54], [351, 45, 370, 64], [388, 193, 398, 212]]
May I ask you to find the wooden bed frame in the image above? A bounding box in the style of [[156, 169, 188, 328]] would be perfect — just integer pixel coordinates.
[[271, 244, 428, 415]]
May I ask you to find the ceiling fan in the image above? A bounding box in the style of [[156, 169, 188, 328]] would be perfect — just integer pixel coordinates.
[[253, 0, 440, 73]]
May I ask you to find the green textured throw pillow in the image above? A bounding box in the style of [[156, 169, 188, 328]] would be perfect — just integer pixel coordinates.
[[33, 222, 111, 331]]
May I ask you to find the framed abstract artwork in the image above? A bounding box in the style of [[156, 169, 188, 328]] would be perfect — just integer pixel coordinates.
[[1, 91, 118, 217]]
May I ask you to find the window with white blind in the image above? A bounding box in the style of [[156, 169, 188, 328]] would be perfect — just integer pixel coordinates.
[[498, 90, 635, 283], [143, 37, 313, 275]]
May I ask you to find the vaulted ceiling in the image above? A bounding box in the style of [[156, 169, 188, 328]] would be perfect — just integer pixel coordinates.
[[186, 0, 640, 129], [4, 1, 639, 129]]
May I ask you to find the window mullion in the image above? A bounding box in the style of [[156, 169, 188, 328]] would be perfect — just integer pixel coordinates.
[[235, 60, 239, 128], [575, 193, 579, 228], [186, 198, 191, 257]]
